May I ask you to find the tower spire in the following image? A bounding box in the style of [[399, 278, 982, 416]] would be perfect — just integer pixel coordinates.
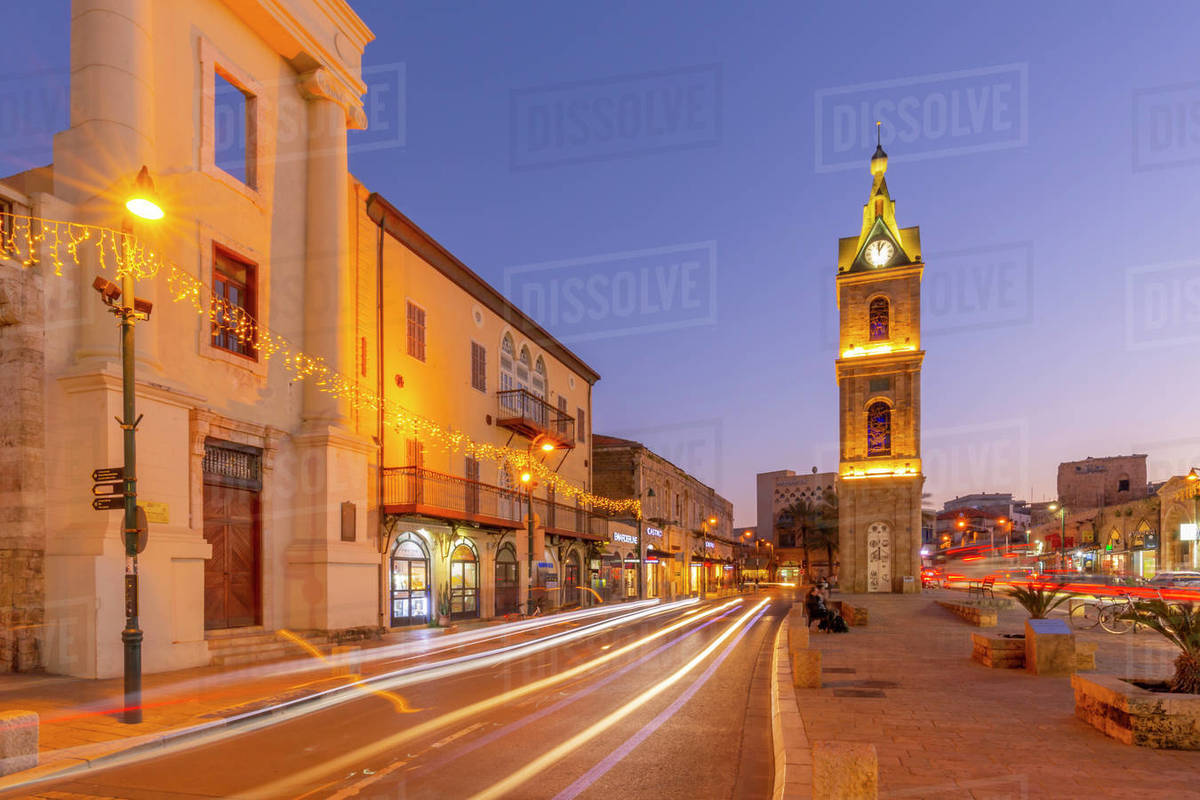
[[870, 121, 888, 178]]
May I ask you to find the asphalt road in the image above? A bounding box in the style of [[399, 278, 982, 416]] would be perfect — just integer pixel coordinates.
[[15, 590, 788, 800]]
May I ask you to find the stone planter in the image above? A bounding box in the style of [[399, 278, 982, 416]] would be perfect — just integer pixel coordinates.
[[971, 633, 1025, 669], [1073, 673, 1200, 749]]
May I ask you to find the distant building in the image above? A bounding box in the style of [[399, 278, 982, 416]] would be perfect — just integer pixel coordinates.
[[1057, 454, 1148, 509], [593, 435, 735, 598], [944, 493, 1014, 517], [755, 469, 837, 545]]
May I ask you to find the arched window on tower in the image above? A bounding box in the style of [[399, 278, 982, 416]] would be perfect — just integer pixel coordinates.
[[869, 297, 889, 341], [866, 401, 891, 456]]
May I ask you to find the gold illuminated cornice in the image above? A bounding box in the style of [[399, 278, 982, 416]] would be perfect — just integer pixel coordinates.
[[838, 459, 923, 480]]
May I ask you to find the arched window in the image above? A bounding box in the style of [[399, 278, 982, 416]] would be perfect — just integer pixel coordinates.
[[866, 401, 891, 456], [499, 333, 516, 413], [868, 297, 889, 341], [517, 345, 531, 392], [532, 356, 547, 399]]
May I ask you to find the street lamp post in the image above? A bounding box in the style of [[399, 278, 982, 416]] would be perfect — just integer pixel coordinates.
[[520, 436, 556, 613], [107, 165, 162, 724], [1048, 501, 1067, 573], [1187, 469, 1199, 569]]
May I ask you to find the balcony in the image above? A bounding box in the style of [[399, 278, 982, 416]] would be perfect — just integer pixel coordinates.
[[382, 467, 524, 529], [531, 496, 608, 541], [496, 389, 575, 448], [381, 467, 608, 540]]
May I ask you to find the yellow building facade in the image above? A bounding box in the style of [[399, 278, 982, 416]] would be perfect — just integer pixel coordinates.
[[0, 0, 622, 677], [834, 141, 925, 593]]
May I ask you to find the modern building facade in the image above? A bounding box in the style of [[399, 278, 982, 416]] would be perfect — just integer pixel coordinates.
[[755, 469, 837, 546], [833, 142, 924, 593], [593, 435, 736, 598]]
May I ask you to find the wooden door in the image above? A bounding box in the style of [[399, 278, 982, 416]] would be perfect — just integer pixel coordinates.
[[203, 483, 261, 629]]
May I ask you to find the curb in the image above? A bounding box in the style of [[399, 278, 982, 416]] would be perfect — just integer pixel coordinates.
[[771, 615, 813, 800]]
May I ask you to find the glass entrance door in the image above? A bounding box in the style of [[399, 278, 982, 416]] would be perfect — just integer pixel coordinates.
[[390, 534, 430, 626], [450, 543, 479, 619], [495, 545, 519, 615]]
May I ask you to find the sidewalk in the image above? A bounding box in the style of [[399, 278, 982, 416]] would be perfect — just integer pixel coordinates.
[[791, 592, 1200, 798], [0, 613, 568, 785]]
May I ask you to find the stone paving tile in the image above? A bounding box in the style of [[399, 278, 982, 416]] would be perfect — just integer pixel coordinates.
[[796, 591, 1200, 799]]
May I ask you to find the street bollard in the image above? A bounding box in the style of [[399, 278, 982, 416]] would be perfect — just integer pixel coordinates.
[[792, 648, 821, 689], [0, 711, 38, 777], [812, 741, 878, 799]]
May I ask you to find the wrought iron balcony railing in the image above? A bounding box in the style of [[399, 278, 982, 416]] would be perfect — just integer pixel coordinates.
[[382, 466, 524, 527], [382, 466, 607, 539], [496, 389, 575, 448]]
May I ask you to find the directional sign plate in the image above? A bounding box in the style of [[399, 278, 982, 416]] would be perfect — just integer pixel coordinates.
[[93, 496, 124, 511], [92, 482, 123, 497], [92, 467, 124, 483]]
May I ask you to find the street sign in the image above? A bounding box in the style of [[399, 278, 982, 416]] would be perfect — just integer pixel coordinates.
[[92, 467, 124, 482], [93, 496, 124, 511], [92, 482, 123, 497]]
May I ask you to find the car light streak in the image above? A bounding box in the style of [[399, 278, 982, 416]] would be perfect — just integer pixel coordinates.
[[0, 599, 702, 797], [408, 602, 745, 779], [552, 603, 770, 800], [467, 598, 770, 800], [276, 629, 422, 715], [240, 599, 743, 800]]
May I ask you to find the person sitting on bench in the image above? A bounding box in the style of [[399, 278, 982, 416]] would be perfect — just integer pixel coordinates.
[[804, 586, 830, 630]]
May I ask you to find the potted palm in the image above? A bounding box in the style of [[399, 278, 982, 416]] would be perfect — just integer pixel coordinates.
[[437, 583, 452, 627], [1073, 600, 1200, 749], [1007, 582, 1073, 619]]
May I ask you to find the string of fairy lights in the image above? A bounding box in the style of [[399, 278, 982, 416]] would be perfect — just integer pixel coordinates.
[[0, 212, 641, 517]]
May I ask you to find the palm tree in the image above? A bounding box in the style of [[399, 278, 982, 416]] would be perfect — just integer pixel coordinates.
[[777, 494, 835, 575], [807, 490, 840, 579]]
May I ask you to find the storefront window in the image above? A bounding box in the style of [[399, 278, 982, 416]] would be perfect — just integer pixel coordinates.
[[390, 533, 430, 626], [449, 541, 479, 619]]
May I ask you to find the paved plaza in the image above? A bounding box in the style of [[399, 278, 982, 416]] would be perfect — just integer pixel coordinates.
[[795, 591, 1200, 799]]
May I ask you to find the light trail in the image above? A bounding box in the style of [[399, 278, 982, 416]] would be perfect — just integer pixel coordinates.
[[552, 602, 771, 799], [0, 599, 699, 796], [240, 599, 744, 800], [407, 602, 746, 779], [467, 598, 771, 800]]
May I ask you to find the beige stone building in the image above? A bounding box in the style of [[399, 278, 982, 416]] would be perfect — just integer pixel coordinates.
[[1057, 454, 1149, 510], [593, 435, 735, 598], [833, 142, 924, 594], [0, 0, 619, 677]]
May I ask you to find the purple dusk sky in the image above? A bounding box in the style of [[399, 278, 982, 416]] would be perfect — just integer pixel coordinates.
[[4, 1, 1198, 525]]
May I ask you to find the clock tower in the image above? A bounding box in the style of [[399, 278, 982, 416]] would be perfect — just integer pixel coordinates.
[[834, 136, 925, 593]]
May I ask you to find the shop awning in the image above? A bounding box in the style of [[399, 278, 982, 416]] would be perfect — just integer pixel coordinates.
[[646, 547, 674, 559]]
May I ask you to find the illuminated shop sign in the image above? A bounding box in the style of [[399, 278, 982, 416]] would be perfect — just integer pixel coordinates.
[[704, 541, 715, 550], [1182, 523, 1198, 542], [645, 527, 663, 538], [612, 531, 638, 545]]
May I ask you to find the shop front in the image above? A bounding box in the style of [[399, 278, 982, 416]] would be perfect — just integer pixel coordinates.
[[389, 531, 432, 626], [1129, 531, 1159, 579]]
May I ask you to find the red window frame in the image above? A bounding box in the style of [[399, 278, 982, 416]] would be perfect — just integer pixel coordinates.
[[211, 244, 257, 359]]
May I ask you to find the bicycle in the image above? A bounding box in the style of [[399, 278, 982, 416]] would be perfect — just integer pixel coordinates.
[[1068, 599, 1103, 630]]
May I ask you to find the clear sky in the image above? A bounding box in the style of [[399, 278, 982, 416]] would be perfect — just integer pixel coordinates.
[[5, 1, 1199, 526]]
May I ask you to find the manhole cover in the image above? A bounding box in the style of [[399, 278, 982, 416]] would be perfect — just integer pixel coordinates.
[[822, 667, 857, 674], [832, 688, 886, 698]]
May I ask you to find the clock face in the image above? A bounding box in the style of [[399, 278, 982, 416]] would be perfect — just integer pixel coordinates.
[[865, 239, 895, 267]]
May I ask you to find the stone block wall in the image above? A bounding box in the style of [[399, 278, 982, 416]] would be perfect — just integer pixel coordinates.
[[0, 261, 46, 672]]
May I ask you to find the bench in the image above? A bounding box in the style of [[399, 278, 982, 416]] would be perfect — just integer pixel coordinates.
[[936, 600, 998, 627], [967, 576, 996, 601], [832, 600, 868, 626]]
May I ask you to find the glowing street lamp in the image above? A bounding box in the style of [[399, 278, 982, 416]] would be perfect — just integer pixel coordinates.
[[125, 165, 164, 220]]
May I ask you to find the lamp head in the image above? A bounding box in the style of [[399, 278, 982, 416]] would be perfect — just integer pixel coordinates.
[[125, 165, 163, 220]]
